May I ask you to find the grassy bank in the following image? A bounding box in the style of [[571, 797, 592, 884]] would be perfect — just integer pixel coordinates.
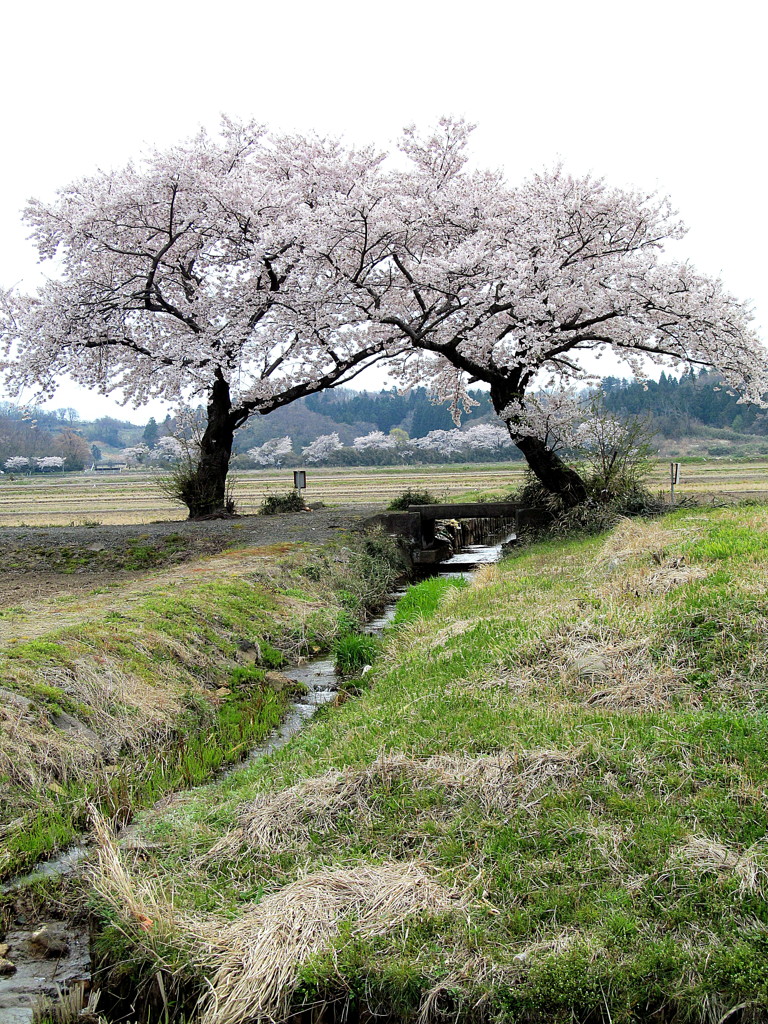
[[0, 531, 406, 881], [93, 504, 768, 1024]]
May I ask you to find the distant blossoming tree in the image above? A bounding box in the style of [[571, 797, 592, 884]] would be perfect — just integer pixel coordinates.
[[409, 429, 467, 457], [248, 436, 293, 467], [36, 456, 65, 471], [148, 435, 186, 463], [352, 430, 396, 451], [4, 456, 29, 471], [120, 444, 150, 466], [462, 423, 514, 454], [301, 432, 342, 463]]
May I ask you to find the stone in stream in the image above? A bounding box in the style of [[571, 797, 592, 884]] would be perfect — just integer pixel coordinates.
[[0, 922, 90, 1022], [30, 922, 70, 957]]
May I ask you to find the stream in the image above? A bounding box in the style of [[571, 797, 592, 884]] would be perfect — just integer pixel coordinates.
[[0, 526, 514, 1022]]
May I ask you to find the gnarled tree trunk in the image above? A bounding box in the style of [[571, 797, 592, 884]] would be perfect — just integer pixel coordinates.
[[491, 382, 588, 508], [185, 372, 236, 518], [511, 432, 588, 507]]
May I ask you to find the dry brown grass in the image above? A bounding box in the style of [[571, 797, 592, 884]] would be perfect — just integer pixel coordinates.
[[496, 612, 688, 711], [207, 748, 585, 858], [195, 863, 460, 1024], [0, 651, 190, 808], [670, 836, 768, 897], [93, 817, 461, 1024], [599, 517, 681, 564]]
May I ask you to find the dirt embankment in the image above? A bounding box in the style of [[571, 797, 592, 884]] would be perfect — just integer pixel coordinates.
[[0, 506, 381, 609]]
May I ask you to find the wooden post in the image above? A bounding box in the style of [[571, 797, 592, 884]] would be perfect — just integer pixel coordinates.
[[670, 462, 680, 505]]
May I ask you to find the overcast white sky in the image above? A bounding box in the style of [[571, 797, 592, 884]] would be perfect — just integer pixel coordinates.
[[1, 0, 765, 424]]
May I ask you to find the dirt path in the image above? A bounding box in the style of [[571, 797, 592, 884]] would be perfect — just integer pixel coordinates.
[[0, 505, 381, 644]]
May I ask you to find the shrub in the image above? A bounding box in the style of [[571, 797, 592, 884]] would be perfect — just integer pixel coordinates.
[[259, 490, 307, 515], [388, 487, 440, 511], [333, 633, 380, 674], [157, 460, 238, 517], [511, 472, 681, 541]]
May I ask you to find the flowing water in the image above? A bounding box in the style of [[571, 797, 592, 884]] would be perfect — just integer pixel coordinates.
[[0, 526, 514, 1020]]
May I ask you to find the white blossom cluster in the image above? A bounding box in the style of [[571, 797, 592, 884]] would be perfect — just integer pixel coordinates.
[[120, 445, 150, 466], [3, 455, 66, 471], [352, 431, 397, 451], [247, 436, 293, 466], [36, 456, 65, 470], [148, 436, 186, 463], [301, 433, 342, 463]]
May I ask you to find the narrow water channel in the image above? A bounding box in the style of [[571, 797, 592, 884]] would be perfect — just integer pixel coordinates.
[[0, 526, 514, 1022]]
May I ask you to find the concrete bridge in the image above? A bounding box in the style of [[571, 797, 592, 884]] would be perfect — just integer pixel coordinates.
[[365, 502, 551, 565]]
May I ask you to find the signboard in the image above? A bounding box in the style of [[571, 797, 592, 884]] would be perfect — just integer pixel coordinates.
[[293, 470, 307, 491]]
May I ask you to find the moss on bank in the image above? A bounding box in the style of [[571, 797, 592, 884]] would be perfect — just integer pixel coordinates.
[[92, 505, 768, 1024]]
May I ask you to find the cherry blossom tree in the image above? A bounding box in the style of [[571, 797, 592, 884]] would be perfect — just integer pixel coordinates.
[[409, 428, 467, 458], [3, 117, 765, 509], [352, 430, 396, 451], [120, 444, 150, 466], [301, 432, 342, 463], [248, 436, 293, 467], [148, 435, 185, 463], [4, 456, 29, 472], [0, 121, 404, 516], [36, 456, 65, 471], [462, 423, 514, 455], [328, 119, 768, 504]]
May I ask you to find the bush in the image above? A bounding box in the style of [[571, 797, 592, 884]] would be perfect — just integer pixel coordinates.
[[511, 472, 680, 541], [333, 633, 380, 674], [259, 490, 307, 515], [388, 487, 440, 511]]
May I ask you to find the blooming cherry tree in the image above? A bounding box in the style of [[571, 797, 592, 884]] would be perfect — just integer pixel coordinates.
[[0, 121, 404, 516], [329, 120, 768, 503], [352, 430, 396, 451], [301, 432, 342, 463], [36, 456, 65, 471], [148, 436, 186, 463], [462, 423, 514, 455], [120, 444, 150, 466], [248, 436, 293, 467], [409, 429, 467, 457], [3, 117, 765, 508], [4, 456, 29, 472]]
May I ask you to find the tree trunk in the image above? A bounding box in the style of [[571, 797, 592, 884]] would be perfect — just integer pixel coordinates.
[[490, 381, 588, 508], [185, 372, 236, 518], [512, 433, 588, 508]]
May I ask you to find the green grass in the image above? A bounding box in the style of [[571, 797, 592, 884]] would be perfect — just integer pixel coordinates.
[[333, 632, 380, 674], [392, 576, 467, 624], [93, 504, 768, 1023], [0, 529, 407, 880]]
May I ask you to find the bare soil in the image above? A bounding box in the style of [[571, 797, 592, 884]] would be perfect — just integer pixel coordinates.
[[0, 505, 381, 610]]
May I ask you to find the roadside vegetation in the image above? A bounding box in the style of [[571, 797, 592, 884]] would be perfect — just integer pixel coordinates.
[[0, 530, 407, 881], [90, 503, 768, 1024]]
